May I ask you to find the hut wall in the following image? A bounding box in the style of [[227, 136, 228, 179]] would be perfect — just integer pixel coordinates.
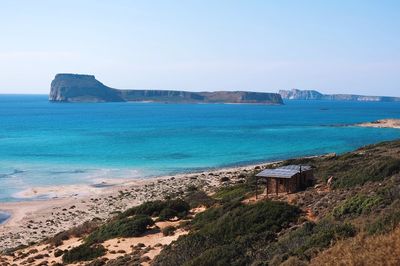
[[266, 178, 280, 194], [286, 176, 298, 193], [266, 177, 296, 194], [263, 169, 314, 195]]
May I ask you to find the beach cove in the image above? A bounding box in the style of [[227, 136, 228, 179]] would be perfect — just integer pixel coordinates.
[[2, 95, 400, 203], [2, 96, 400, 251], [0, 161, 281, 251]]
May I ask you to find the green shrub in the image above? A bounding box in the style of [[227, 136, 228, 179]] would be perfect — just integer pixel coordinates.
[[185, 190, 215, 208], [316, 154, 400, 189], [200, 201, 299, 243], [47, 219, 101, 247], [185, 244, 244, 266], [299, 222, 356, 255], [62, 244, 105, 263], [119, 199, 190, 220], [54, 249, 64, 257], [158, 208, 178, 221], [86, 215, 154, 244], [366, 210, 400, 235], [376, 180, 400, 202], [153, 201, 300, 266], [190, 201, 242, 230], [120, 201, 166, 218], [212, 184, 250, 202], [165, 199, 191, 218], [257, 220, 356, 263], [333, 194, 383, 219], [162, 225, 176, 236]]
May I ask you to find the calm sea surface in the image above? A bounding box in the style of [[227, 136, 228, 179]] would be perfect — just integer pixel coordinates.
[[1, 94, 400, 202]]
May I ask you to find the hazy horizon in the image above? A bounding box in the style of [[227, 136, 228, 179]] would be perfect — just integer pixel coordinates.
[[1, 1, 399, 96]]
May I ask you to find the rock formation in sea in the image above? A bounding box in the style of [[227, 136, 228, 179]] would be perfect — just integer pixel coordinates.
[[279, 89, 400, 102], [49, 74, 283, 104]]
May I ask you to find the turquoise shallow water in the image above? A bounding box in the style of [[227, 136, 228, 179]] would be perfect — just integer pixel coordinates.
[[1, 94, 400, 202]]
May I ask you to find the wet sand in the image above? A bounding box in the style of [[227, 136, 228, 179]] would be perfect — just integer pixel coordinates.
[[0, 212, 11, 225]]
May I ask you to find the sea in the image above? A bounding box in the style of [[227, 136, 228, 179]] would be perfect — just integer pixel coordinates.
[[1, 94, 400, 203]]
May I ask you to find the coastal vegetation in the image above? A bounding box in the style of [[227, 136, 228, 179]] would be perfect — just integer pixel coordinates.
[[2, 139, 400, 265], [61, 200, 190, 262], [283, 140, 400, 188], [153, 200, 300, 266], [118, 199, 190, 221], [85, 215, 155, 245], [62, 244, 106, 263], [154, 140, 400, 265], [332, 194, 383, 219]]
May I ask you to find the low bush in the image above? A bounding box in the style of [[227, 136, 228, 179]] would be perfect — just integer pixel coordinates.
[[47, 219, 101, 247], [153, 200, 300, 266], [62, 244, 105, 263], [119, 199, 190, 220], [316, 153, 400, 188], [158, 208, 178, 221], [86, 215, 154, 244], [162, 225, 176, 236], [184, 190, 215, 208], [185, 244, 243, 266], [333, 194, 383, 219], [212, 184, 251, 202], [190, 201, 242, 230], [366, 210, 400, 235], [256, 220, 356, 264], [53, 249, 64, 257]]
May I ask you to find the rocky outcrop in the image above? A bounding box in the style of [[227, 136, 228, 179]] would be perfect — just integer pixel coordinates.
[[279, 89, 323, 100], [50, 74, 123, 102], [50, 74, 283, 104], [279, 89, 400, 102]]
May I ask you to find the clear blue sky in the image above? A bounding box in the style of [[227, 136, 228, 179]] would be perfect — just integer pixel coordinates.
[[1, 0, 399, 96]]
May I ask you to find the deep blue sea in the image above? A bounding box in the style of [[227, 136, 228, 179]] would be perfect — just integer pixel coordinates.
[[1, 94, 400, 202]]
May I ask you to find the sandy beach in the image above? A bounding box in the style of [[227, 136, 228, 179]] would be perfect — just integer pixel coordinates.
[[0, 162, 275, 252], [356, 119, 400, 129]]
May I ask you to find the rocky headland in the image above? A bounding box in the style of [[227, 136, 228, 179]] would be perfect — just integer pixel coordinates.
[[49, 74, 283, 104]]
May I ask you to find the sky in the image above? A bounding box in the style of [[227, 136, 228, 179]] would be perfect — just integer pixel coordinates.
[[0, 0, 399, 96]]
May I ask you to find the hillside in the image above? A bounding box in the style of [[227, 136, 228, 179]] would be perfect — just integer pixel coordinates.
[[279, 89, 400, 102], [49, 74, 283, 104], [1, 140, 400, 265]]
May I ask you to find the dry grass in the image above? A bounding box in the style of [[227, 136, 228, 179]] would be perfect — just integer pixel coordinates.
[[311, 227, 400, 266]]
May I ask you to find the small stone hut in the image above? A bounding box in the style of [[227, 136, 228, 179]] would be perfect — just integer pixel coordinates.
[[255, 165, 313, 196]]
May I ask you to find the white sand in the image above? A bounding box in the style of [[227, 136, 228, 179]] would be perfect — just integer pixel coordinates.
[[356, 119, 400, 129]]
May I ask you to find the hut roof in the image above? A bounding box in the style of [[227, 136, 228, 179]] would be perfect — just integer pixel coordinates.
[[256, 165, 312, 179]]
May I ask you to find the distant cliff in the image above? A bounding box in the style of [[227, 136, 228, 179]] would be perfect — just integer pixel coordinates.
[[279, 89, 323, 100], [49, 74, 283, 104], [279, 89, 400, 102]]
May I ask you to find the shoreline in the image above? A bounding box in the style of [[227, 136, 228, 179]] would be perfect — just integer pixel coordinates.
[[0, 123, 398, 252], [355, 118, 400, 129], [1, 152, 324, 202], [0, 211, 11, 225], [0, 159, 289, 252]]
